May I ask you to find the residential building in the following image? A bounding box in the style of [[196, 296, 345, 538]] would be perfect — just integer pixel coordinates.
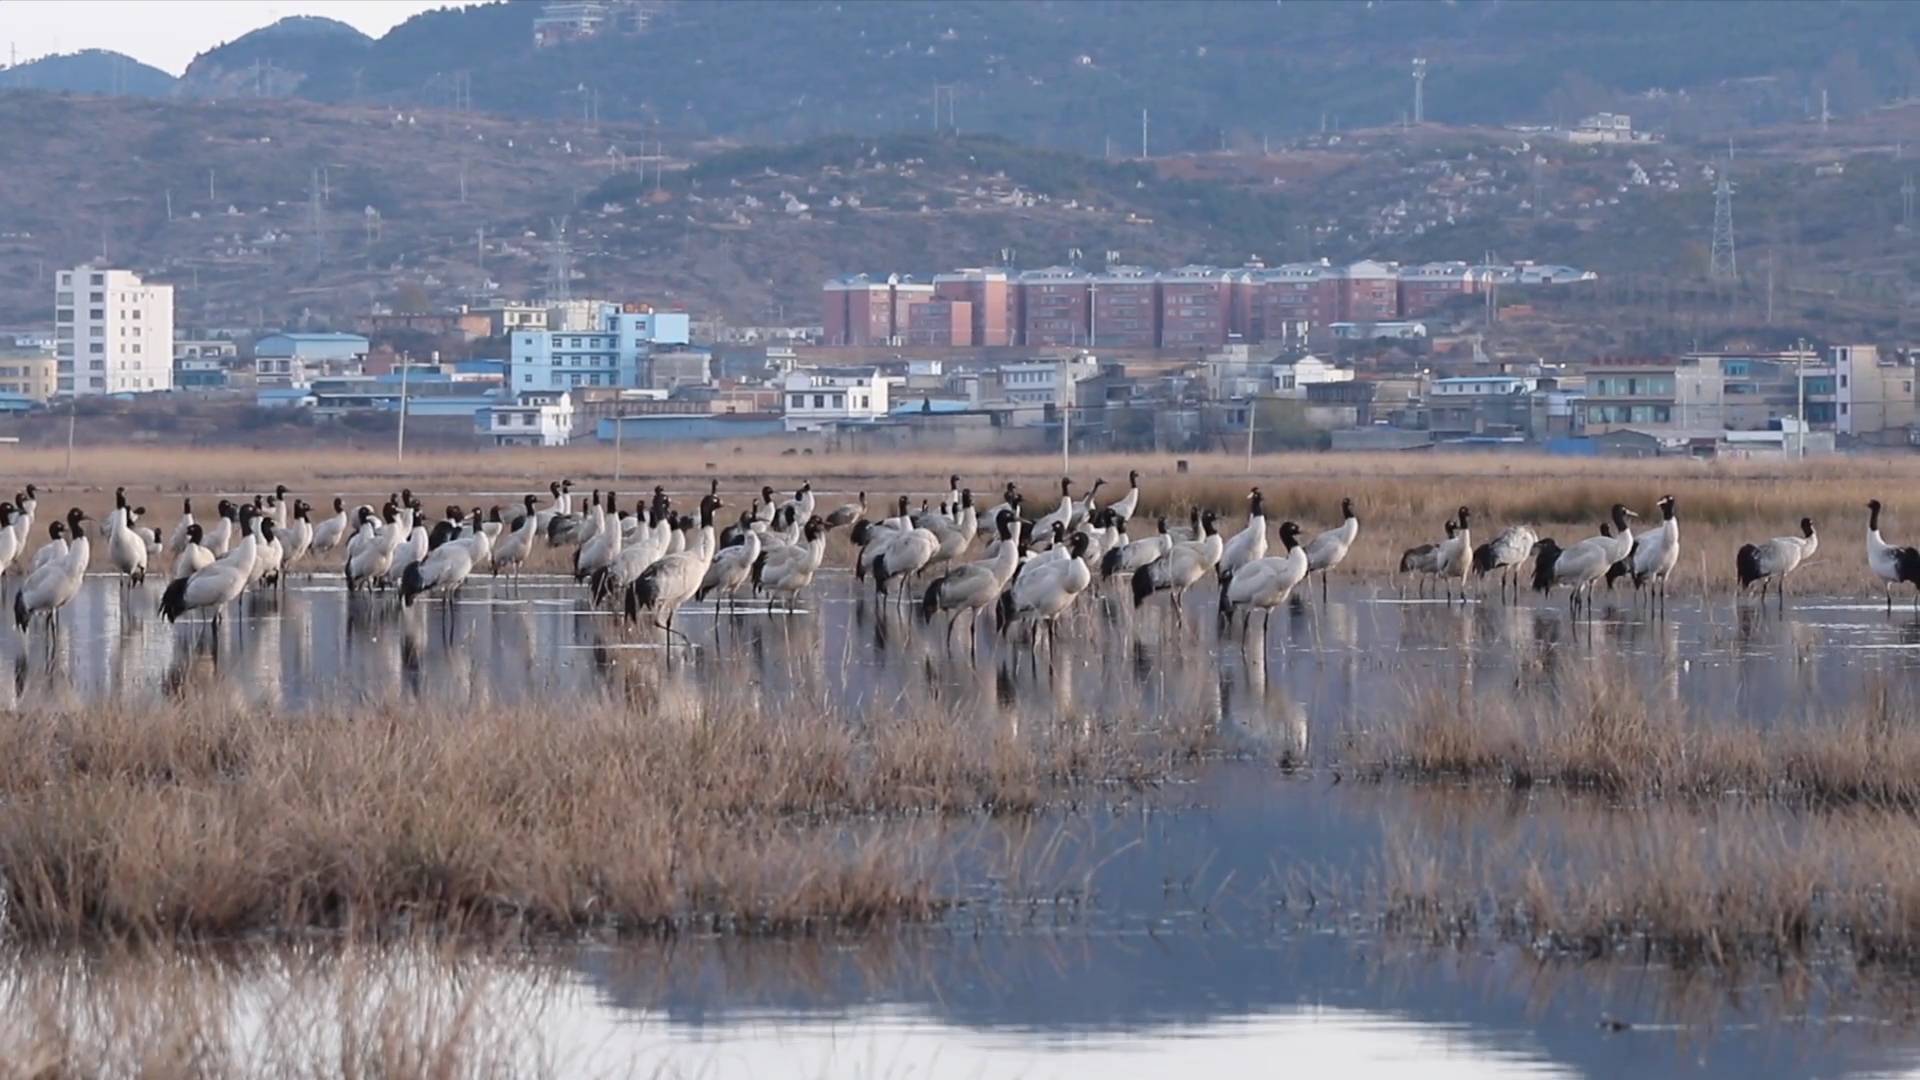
[[1091, 266, 1156, 348], [1422, 375, 1538, 439], [1158, 266, 1233, 348], [253, 332, 370, 388], [174, 355, 229, 390], [1256, 262, 1339, 338], [0, 352, 56, 401], [933, 268, 1014, 347], [547, 299, 620, 333], [471, 301, 550, 337], [821, 274, 901, 346], [357, 310, 492, 341], [974, 355, 1101, 410], [1398, 262, 1484, 317], [509, 310, 692, 392], [54, 266, 174, 395], [904, 299, 973, 346], [1337, 260, 1399, 322], [647, 346, 712, 392], [1018, 267, 1092, 346], [1583, 355, 1727, 433], [1271, 354, 1354, 395], [478, 391, 575, 447], [782, 367, 895, 432], [1826, 345, 1918, 442]]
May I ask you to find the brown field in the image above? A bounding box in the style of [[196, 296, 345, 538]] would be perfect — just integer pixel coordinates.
[[10, 445, 1920, 596]]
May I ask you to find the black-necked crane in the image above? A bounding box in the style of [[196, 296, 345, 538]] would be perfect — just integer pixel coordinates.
[[1617, 494, 1680, 611], [1399, 518, 1454, 597], [1068, 477, 1107, 529], [1737, 516, 1817, 611], [163, 497, 196, 562], [9, 484, 37, 555], [308, 497, 350, 557], [754, 515, 829, 613], [871, 519, 941, 601], [696, 522, 760, 613], [160, 517, 266, 648], [1435, 506, 1472, 602], [345, 505, 400, 593], [14, 509, 89, 640], [920, 517, 1022, 655], [203, 499, 236, 557], [1106, 470, 1143, 524], [400, 517, 477, 610], [107, 497, 149, 587], [1131, 509, 1220, 622], [30, 510, 84, 575], [1217, 489, 1268, 584], [171, 523, 214, 582], [1220, 521, 1308, 645], [1868, 499, 1920, 611], [1101, 514, 1173, 582], [1029, 479, 1076, 546], [492, 495, 539, 582], [1472, 524, 1538, 603], [825, 491, 867, 531], [996, 530, 1093, 653], [0, 503, 18, 579], [1531, 532, 1617, 616], [1303, 496, 1359, 601], [280, 500, 314, 570], [624, 492, 720, 647]]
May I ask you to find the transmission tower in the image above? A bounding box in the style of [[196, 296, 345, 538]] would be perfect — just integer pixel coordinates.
[[1412, 58, 1427, 124], [546, 217, 573, 302], [1709, 167, 1737, 282], [308, 167, 327, 267]]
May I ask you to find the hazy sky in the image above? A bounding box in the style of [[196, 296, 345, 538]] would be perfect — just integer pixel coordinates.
[[2, 1, 468, 75]]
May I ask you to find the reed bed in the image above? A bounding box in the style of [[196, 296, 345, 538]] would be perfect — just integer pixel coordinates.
[[0, 944, 550, 1079], [0, 684, 1216, 945], [1378, 801, 1920, 971], [1348, 661, 1920, 807]]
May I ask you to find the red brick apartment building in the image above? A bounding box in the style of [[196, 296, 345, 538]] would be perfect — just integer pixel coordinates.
[[1090, 266, 1157, 347], [1017, 267, 1092, 346]]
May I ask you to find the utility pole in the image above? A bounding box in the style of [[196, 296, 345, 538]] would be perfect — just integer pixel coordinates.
[[1061, 400, 1071, 475], [1245, 397, 1256, 474], [614, 404, 624, 484], [1140, 109, 1149, 158], [1412, 58, 1427, 124], [65, 398, 76, 478], [396, 357, 410, 462], [1796, 337, 1807, 459]]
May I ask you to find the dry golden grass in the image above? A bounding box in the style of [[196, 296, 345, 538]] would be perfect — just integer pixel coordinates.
[[1348, 660, 1920, 807], [1378, 800, 1920, 970], [0, 944, 548, 1079], [0, 681, 1215, 945], [16, 445, 1919, 595]]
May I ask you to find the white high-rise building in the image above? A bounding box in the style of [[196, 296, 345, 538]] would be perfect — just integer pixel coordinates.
[[54, 267, 174, 395]]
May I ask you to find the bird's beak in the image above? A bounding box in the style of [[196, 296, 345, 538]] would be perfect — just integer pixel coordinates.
[[1625, 509, 1641, 518]]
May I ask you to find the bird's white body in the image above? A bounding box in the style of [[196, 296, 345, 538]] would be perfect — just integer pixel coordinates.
[[309, 503, 350, 556], [1226, 544, 1309, 616], [17, 532, 89, 628], [172, 542, 214, 582], [107, 512, 149, 584], [757, 524, 828, 608], [1218, 500, 1268, 582], [699, 531, 760, 605]]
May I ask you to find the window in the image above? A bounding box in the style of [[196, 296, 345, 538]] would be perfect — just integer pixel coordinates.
[[1839, 374, 1849, 388], [55, 309, 71, 323], [1841, 403, 1850, 415], [89, 309, 104, 320], [131, 310, 141, 320], [789, 394, 804, 409], [832, 394, 844, 409], [132, 345, 140, 354], [89, 274, 103, 285], [813, 394, 826, 408], [89, 343, 103, 354]]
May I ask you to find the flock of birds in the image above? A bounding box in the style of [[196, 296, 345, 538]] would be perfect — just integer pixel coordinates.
[[0, 473, 1918, 656]]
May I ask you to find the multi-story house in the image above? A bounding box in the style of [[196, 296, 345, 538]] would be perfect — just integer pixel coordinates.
[[1158, 266, 1233, 349], [1091, 266, 1156, 348], [478, 391, 575, 447], [509, 310, 691, 392], [781, 367, 895, 432], [55, 266, 174, 395], [1018, 267, 1092, 347]]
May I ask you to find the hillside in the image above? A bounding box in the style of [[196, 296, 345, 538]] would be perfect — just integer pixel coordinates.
[[1, 50, 175, 98], [4, 92, 1920, 354], [169, 0, 1920, 151]]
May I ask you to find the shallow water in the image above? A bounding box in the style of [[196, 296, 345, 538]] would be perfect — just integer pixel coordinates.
[[9, 571, 1920, 1075]]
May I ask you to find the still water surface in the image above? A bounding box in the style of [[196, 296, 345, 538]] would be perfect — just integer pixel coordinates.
[[10, 573, 1920, 1077]]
